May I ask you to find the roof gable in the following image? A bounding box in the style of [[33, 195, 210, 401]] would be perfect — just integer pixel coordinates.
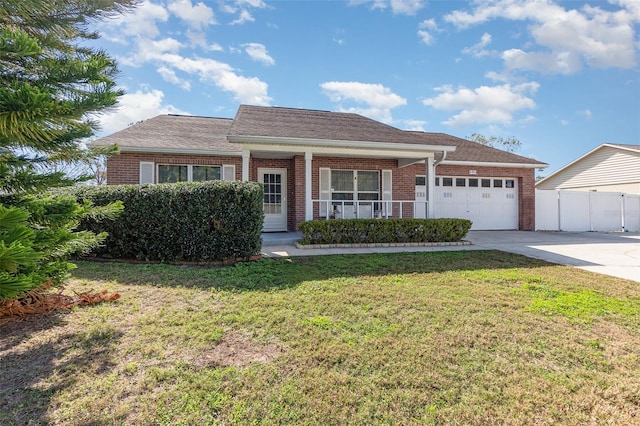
[[536, 143, 640, 188]]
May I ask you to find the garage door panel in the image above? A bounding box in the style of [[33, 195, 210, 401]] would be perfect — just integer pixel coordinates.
[[430, 176, 518, 230]]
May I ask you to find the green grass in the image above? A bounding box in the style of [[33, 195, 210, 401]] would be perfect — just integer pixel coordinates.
[[1, 250, 639, 425]]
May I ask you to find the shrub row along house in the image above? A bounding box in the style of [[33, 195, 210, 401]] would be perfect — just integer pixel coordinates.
[[93, 105, 547, 232]]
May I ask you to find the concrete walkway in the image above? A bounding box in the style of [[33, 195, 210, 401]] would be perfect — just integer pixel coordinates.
[[261, 230, 640, 282]]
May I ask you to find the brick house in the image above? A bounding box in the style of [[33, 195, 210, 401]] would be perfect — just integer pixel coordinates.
[[93, 105, 547, 231]]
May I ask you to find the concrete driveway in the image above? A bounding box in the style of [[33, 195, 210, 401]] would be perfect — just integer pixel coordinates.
[[467, 231, 640, 282], [262, 230, 640, 282]]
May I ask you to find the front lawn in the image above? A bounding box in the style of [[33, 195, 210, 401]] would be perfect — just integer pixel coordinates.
[[1, 251, 639, 425]]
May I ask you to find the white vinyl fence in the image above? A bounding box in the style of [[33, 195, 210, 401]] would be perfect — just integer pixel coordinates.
[[536, 190, 640, 232]]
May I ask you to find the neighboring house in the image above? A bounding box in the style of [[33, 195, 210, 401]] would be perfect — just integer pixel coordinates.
[[93, 105, 547, 231], [536, 143, 640, 194]]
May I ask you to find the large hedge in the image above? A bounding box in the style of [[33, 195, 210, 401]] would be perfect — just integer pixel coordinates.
[[298, 218, 472, 245], [68, 181, 264, 262]]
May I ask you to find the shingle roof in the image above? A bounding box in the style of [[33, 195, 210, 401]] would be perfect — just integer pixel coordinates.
[[407, 132, 547, 166], [229, 105, 429, 145], [91, 106, 547, 166], [92, 115, 240, 152]]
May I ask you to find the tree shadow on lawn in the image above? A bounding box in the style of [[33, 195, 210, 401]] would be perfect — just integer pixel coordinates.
[[72, 250, 555, 293], [0, 313, 123, 425]]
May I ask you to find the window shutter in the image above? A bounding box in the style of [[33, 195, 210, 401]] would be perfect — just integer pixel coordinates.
[[319, 167, 331, 217], [222, 165, 235, 181], [382, 170, 392, 216], [139, 162, 154, 184]]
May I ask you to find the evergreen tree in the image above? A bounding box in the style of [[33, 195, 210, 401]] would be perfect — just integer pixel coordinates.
[[0, 0, 134, 299]]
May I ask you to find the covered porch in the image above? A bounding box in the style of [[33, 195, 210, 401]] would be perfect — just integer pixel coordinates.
[[231, 138, 456, 232]]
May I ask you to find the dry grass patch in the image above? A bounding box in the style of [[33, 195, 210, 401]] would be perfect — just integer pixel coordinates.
[[1, 250, 639, 425]]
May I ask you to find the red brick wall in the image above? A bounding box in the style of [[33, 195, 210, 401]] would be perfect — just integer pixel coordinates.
[[107, 153, 537, 231], [106, 152, 242, 184]]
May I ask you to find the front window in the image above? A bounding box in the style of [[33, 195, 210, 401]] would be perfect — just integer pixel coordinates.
[[357, 171, 379, 200], [330, 170, 381, 216], [158, 165, 187, 183], [193, 165, 221, 181], [157, 164, 221, 183], [331, 170, 380, 200]]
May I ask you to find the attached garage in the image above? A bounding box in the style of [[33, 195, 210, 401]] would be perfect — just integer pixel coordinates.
[[416, 175, 519, 230]]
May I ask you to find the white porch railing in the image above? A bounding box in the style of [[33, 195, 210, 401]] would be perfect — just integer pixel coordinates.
[[312, 200, 428, 220]]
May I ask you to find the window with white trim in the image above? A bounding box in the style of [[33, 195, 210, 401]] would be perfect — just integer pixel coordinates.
[[331, 170, 380, 201], [193, 165, 221, 181], [158, 165, 188, 183], [157, 164, 222, 183], [319, 168, 391, 218]]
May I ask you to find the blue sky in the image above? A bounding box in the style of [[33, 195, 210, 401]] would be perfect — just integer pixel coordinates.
[[94, 0, 640, 174]]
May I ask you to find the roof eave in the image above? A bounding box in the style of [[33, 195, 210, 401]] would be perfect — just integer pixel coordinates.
[[441, 160, 548, 169], [603, 143, 640, 154], [228, 135, 456, 153], [116, 146, 242, 156]]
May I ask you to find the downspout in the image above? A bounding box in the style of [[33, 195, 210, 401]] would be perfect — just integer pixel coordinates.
[[434, 150, 447, 166]]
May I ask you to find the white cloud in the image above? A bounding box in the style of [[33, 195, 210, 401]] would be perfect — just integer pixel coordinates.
[[186, 30, 208, 48], [219, 0, 267, 25], [502, 49, 582, 74], [118, 37, 184, 67], [519, 115, 536, 125], [444, 0, 639, 73], [157, 54, 271, 105], [167, 0, 216, 29], [103, 0, 169, 41], [561, 119, 569, 126], [98, 89, 190, 134], [613, 0, 640, 23], [422, 82, 539, 127], [236, 0, 268, 7], [157, 66, 192, 91], [462, 32, 493, 57], [242, 43, 275, 65], [209, 42, 224, 52], [418, 19, 439, 45], [349, 0, 425, 15], [402, 119, 428, 131], [577, 109, 593, 120], [320, 81, 407, 123], [390, 0, 426, 16], [230, 9, 255, 25]]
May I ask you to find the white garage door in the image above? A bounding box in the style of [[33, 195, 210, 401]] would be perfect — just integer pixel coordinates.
[[415, 176, 519, 230]]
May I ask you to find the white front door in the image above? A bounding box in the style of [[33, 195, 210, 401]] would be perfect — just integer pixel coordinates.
[[259, 168, 287, 232]]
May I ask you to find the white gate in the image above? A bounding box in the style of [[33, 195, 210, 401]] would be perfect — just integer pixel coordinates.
[[535, 190, 640, 232]]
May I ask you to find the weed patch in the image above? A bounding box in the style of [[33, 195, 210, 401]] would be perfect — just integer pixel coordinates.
[[521, 283, 639, 323]]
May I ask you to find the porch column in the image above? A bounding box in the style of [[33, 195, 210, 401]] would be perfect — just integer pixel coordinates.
[[241, 150, 250, 181], [426, 156, 435, 218], [305, 151, 313, 221]]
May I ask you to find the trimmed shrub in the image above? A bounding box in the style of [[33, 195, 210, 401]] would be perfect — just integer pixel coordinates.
[[67, 181, 264, 262], [298, 218, 472, 245]]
